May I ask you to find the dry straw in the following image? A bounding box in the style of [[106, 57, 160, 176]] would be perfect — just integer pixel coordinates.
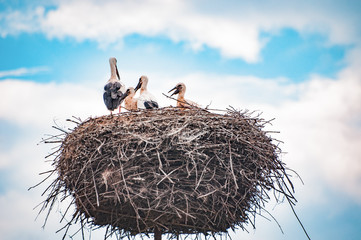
[[35, 107, 301, 239]]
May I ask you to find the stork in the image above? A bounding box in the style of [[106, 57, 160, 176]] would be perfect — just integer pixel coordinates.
[[134, 75, 159, 109], [119, 87, 138, 111], [103, 57, 126, 114], [168, 83, 199, 109]]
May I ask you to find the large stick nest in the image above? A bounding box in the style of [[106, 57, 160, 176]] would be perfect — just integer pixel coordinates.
[[39, 107, 296, 238]]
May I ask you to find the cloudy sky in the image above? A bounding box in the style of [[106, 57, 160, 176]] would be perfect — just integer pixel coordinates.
[[1, 0, 361, 239]]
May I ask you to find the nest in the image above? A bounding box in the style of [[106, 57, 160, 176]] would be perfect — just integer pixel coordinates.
[[38, 107, 296, 239]]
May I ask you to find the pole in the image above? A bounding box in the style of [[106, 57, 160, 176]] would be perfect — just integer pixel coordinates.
[[154, 227, 162, 240]]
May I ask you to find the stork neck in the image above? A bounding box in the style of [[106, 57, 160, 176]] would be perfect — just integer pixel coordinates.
[[177, 94, 185, 102], [110, 63, 118, 79], [140, 84, 147, 94], [177, 95, 186, 108], [178, 90, 185, 98]]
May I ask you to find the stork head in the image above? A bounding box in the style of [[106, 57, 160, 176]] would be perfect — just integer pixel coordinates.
[[119, 87, 134, 102], [168, 83, 186, 96], [109, 57, 117, 65], [126, 87, 136, 97], [134, 75, 148, 92]]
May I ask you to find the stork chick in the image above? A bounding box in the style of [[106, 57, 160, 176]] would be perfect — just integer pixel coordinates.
[[134, 75, 159, 109], [168, 83, 199, 109], [119, 87, 138, 111]]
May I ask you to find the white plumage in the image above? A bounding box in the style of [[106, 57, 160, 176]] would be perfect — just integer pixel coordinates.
[[134, 76, 159, 109]]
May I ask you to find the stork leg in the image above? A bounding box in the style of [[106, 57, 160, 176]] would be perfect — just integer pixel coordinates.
[[154, 227, 161, 240], [119, 106, 122, 113]]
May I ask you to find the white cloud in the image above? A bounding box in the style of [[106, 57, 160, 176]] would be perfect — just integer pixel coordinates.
[[39, 0, 262, 61], [0, 79, 107, 128], [0, 6, 45, 37], [1, 0, 360, 62], [0, 67, 49, 78], [276, 76, 361, 202]]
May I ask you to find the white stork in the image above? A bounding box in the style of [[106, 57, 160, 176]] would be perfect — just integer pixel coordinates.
[[119, 87, 138, 111], [103, 57, 126, 113], [168, 83, 199, 109], [134, 75, 159, 109]]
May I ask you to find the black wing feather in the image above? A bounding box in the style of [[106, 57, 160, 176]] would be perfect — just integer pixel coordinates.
[[103, 82, 124, 111], [144, 101, 159, 109], [113, 81, 121, 90]]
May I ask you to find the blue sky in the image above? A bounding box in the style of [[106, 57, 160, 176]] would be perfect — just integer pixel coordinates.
[[0, 29, 349, 83], [1, 0, 361, 240]]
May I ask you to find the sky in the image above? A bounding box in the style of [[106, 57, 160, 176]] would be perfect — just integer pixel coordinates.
[[0, 0, 361, 239]]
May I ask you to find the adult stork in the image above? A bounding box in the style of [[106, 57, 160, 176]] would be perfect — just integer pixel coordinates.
[[168, 83, 199, 109], [119, 87, 138, 111], [103, 57, 126, 113], [134, 75, 159, 109]]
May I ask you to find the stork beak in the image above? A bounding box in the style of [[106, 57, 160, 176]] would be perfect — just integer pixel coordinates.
[[168, 86, 179, 96], [134, 78, 142, 92], [115, 65, 120, 80], [119, 91, 129, 103]]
